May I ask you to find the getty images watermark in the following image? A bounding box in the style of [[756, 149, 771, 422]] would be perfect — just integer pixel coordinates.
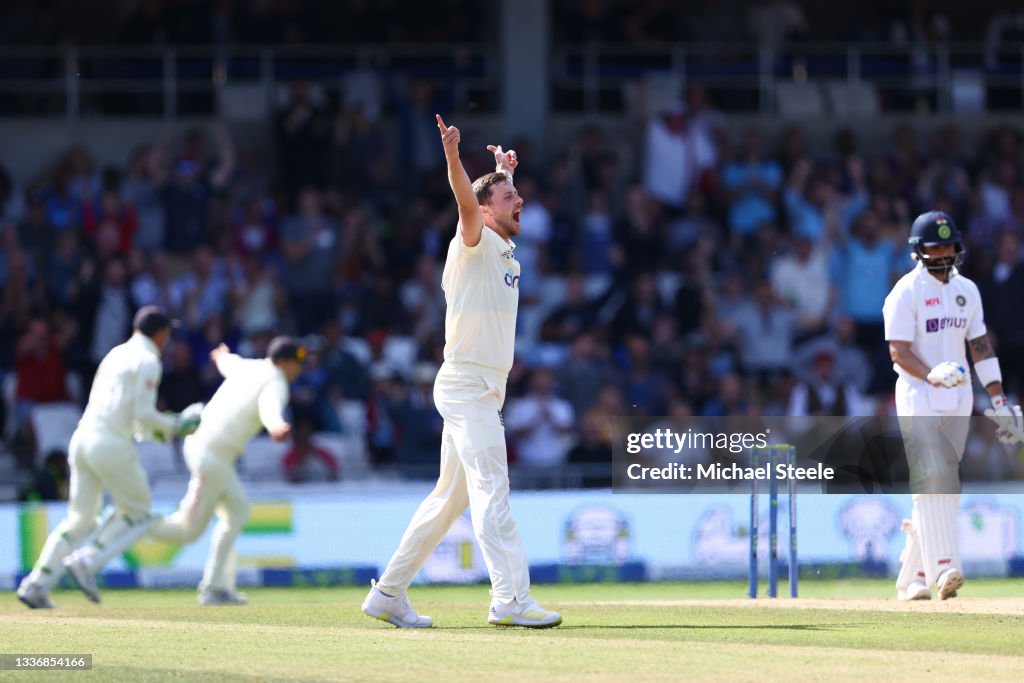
[[610, 416, 1024, 494], [623, 427, 834, 484]]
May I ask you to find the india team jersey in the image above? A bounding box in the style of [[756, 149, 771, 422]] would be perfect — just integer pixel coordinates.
[[883, 264, 986, 383], [191, 354, 290, 459], [79, 332, 177, 441], [441, 223, 520, 374]]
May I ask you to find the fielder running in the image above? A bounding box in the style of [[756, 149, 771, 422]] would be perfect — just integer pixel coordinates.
[[142, 337, 303, 605], [361, 115, 561, 628], [17, 306, 203, 609], [883, 211, 1023, 601]]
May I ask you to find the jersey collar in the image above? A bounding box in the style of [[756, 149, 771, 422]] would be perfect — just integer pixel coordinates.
[[132, 331, 161, 357], [267, 357, 288, 381]]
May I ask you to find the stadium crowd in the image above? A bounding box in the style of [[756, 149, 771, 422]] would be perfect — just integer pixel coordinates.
[[2, 78, 1024, 495], [2, 0, 1024, 494]]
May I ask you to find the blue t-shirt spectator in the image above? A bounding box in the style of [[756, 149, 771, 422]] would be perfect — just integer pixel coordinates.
[[832, 237, 899, 323], [786, 188, 869, 243], [722, 160, 783, 235]]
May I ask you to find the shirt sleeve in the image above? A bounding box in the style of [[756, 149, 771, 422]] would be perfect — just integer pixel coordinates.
[[257, 377, 290, 431], [214, 352, 246, 379], [840, 190, 870, 234], [883, 283, 916, 342], [456, 220, 484, 255], [551, 400, 575, 429], [134, 357, 177, 435]]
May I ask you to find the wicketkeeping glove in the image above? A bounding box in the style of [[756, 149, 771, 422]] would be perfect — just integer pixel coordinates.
[[174, 402, 204, 437], [983, 394, 1024, 445]]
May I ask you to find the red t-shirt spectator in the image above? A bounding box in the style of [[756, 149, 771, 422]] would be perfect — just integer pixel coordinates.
[[282, 442, 340, 483], [82, 191, 138, 254], [16, 329, 68, 403]]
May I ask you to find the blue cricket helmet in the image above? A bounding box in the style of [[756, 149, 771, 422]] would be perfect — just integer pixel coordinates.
[[908, 210, 964, 277]]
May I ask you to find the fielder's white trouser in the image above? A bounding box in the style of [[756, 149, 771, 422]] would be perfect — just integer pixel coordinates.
[[377, 362, 531, 603], [149, 436, 250, 591], [27, 428, 153, 590], [894, 377, 969, 590]]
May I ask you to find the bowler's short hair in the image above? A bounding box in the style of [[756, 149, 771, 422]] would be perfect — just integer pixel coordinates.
[[472, 172, 512, 206]]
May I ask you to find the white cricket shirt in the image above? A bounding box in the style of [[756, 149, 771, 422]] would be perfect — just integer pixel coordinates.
[[78, 332, 177, 441], [883, 263, 986, 383], [190, 354, 290, 459], [441, 223, 520, 375]]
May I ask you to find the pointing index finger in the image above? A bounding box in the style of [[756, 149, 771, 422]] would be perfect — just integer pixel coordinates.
[[435, 114, 447, 132]]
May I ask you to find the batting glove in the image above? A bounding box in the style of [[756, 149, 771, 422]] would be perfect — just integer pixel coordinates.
[[984, 395, 1024, 445], [926, 361, 968, 388]]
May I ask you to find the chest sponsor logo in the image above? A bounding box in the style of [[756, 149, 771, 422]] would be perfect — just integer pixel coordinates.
[[925, 298, 940, 307], [925, 317, 966, 333], [504, 269, 520, 289]]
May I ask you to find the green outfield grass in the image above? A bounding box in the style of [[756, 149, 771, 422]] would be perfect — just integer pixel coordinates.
[[3, 580, 1023, 682]]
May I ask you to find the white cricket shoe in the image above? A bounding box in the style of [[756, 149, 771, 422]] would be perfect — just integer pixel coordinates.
[[937, 568, 964, 600], [63, 554, 101, 603], [361, 580, 433, 628], [488, 598, 562, 628], [897, 581, 931, 601], [199, 588, 249, 606], [17, 579, 54, 609]]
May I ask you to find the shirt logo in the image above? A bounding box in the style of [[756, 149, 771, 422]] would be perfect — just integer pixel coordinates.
[[926, 317, 966, 333], [925, 297, 940, 307], [504, 269, 520, 289], [956, 295, 966, 307], [500, 248, 516, 260]]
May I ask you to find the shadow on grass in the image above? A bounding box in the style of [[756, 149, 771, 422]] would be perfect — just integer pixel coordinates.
[[439, 623, 865, 632]]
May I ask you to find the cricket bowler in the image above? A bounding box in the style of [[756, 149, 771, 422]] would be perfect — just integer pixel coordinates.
[[361, 115, 561, 628]]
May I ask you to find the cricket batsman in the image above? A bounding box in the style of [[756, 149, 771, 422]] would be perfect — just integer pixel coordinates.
[[883, 211, 1023, 601], [361, 115, 561, 628], [142, 337, 303, 605], [17, 306, 203, 608]]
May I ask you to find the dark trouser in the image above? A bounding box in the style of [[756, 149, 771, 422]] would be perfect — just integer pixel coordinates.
[[289, 289, 336, 335], [854, 321, 889, 396], [998, 341, 1024, 397]]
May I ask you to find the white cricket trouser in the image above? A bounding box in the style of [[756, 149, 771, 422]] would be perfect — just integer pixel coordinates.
[[28, 428, 152, 590], [894, 377, 968, 590], [149, 437, 250, 591], [377, 362, 531, 603]]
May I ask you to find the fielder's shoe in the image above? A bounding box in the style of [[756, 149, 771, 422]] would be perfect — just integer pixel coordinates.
[[488, 598, 562, 628], [63, 554, 101, 604], [937, 568, 964, 600], [17, 580, 54, 609], [897, 581, 931, 601], [361, 580, 433, 628], [199, 588, 249, 606]]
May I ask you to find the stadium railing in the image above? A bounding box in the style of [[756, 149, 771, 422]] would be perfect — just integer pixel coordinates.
[[0, 43, 499, 119], [549, 42, 1024, 114]]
